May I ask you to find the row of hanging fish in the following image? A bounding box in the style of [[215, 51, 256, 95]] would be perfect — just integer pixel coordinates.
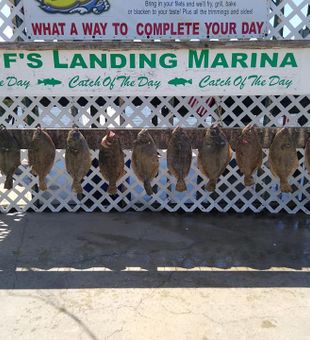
[[0, 125, 304, 195], [167, 124, 299, 194]]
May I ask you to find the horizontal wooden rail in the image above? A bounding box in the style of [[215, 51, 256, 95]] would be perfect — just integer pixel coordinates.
[[6, 128, 310, 149], [0, 40, 309, 51]]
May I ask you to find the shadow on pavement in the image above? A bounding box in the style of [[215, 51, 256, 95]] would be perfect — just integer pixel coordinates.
[[0, 211, 309, 289]]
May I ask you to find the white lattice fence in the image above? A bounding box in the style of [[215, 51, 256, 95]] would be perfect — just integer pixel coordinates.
[[1, 95, 309, 128], [0, 146, 309, 214], [0, 0, 310, 213]]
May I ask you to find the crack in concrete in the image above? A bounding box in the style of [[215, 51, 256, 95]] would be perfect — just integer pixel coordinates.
[[114, 291, 158, 320], [105, 325, 124, 340], [199, 305, 310, 326], [160, 303, 192, 316], [7, 291, 100, 340]]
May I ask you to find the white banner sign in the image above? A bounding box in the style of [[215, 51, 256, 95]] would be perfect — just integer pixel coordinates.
[[23, 0, 268, 40], [0, 47, 307, 96]]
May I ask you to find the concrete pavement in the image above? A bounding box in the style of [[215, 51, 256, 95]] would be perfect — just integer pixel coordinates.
[[0, 212, 309, 339]]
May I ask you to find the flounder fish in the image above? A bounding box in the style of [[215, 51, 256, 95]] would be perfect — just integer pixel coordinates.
[[305, 137, 310, 175], [0, 127, 20, 190], [28, 127, 56, 191], [65, 128, 92, 194], [132, 129, 159, 196], [167, 127, 192, 192], [235, 124, 263, 186], [99, 130, 125, 195], [268, 128, 298, 193], [198, 124, 232, 192]]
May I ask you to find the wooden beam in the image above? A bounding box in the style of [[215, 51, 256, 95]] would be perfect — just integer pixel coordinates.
[[0, 40, 309, 51], [7, 128, 310, 149]]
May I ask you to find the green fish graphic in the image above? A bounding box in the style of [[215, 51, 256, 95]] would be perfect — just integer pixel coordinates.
[[38, 78, 62, 86], [168, 78, 192, 86]]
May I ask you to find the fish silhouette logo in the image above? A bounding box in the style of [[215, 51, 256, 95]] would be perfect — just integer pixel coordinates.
[[36, 0, 110, 14]]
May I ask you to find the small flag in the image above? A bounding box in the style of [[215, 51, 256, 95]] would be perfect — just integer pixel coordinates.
[[188, 97, 216, 117]]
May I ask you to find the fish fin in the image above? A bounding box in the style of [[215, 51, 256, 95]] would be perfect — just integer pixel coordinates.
[[206, 180, 216, 192], [4, 176, 13, 190], [108, 183, 117, 195], [38, 177, 47, 191], [280, 180, 292, 193], [176, 179, 187, 192], [144, 180, 154, 196], [244, 175, 254, 186], [188, 80, 193, 84]]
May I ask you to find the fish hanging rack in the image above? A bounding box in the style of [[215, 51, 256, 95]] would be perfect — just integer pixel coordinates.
[[7, 128, 310, 149]]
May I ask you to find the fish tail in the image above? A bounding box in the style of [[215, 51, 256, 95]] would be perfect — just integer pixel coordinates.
[[144, 180, 154, 196], [280, 180, 292, 193], [206, 180, 217, 192], [38, 177, 47, 191], [244, 175, 254, 186], [72, 179, 83, 194], [188, 79, 192, 84], [108, 182, 117, 195], [77, 193, 84, 201], [38, 79, 43, 85], [176, 178, 187, 192], [4, 176, 13, 190]]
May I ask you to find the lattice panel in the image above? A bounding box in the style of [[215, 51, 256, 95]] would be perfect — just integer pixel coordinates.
[[0, 94, 309, 214], [0, 148, 309, 214], [0, 95, 309, 214], [0, 0, 309, 41], [1, 95, 310, 129]]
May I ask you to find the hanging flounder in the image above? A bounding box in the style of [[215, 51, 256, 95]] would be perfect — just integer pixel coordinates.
[[132, 129, 159, 196], [99, 130, 125, 195], [167, 127, 192, 192], [269, 128, 298, 193], [198, 124, 232, 192], [235, 124, 263, 186], [28, 127, 56, 191], [0, 127, 20, 190], [65, 128, 92, 194], [305, 137, 310, 175]]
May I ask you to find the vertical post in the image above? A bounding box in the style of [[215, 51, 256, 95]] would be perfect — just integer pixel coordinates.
[[9, 0, 23, 42], [10, 0, 41, 205], [261, 0, 285, 207], [299, 5, 310, 38], [10, 0, 39, 126], [273, 0, 284, 39]]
